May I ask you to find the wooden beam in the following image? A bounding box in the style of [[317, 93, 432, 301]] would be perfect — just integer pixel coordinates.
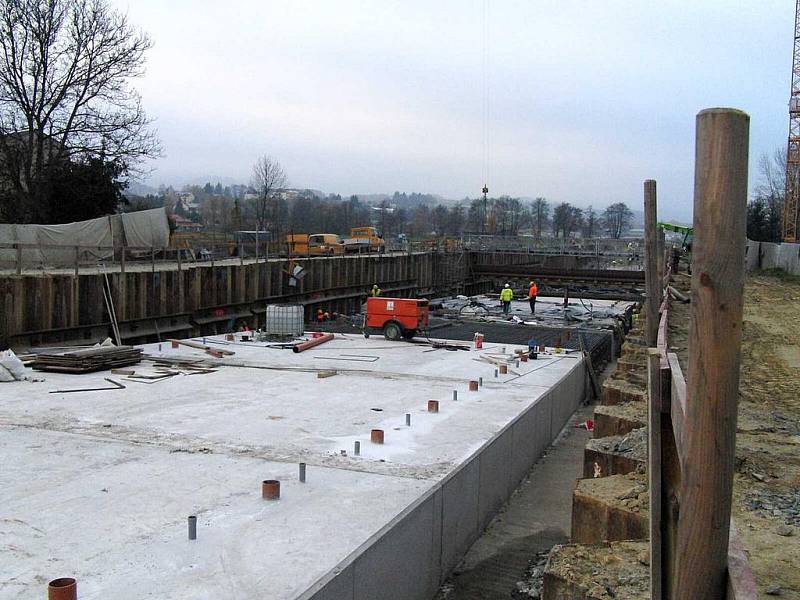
[[673, 108, 749, 599], [647, 348, 664, 600], [668, 353, 688, 471], [726, 521, 759, 600], [644, 179, 659, 347]]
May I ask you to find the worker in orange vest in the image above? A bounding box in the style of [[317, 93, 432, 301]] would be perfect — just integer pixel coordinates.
[[527, 280, 538, 314]]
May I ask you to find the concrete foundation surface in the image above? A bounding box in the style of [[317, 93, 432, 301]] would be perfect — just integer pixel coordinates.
[[0, 333, 586, 600]]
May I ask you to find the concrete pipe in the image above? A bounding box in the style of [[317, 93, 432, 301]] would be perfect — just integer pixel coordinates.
[[48, 578, 77, 600], [292, 333, 334, 353]]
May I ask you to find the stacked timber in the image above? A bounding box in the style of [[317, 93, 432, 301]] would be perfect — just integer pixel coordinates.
[[31, 346, 143, 373]]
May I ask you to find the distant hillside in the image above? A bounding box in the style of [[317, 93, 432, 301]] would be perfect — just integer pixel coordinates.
[[125, 181, 158, 197]]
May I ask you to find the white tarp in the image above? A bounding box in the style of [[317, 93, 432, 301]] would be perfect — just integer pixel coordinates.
[[121, 208, 169, 249], [0, 208, 169, 267]]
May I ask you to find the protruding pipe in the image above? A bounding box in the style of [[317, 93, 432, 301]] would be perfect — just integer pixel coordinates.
[[299, 463, 306, 483], [515, 360, 520, 368], [262, 479, 280, 500], [188, 515, 197, 540], [469, 380, 479, 391], [499, 365, 508, 374], [48, 578, 77, 600], [494, 369, 498, 378], [405, 413, 411, 426], [354, 440, 361, 455], [293, 333, 335, 353], [479, 377, 483, 386], [371, 429, 384, 444], [452, 390, 458, 401], [428, 400, 439, 413]]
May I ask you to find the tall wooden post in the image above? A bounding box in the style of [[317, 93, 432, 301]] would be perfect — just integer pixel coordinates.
[[644, 179, 659, 347], [647, 348, 663, 600], [673, 108, 749, 598]]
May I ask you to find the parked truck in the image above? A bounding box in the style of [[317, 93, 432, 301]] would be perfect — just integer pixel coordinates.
[[343, 227, 385, 253], [286, 233, 345, 256]]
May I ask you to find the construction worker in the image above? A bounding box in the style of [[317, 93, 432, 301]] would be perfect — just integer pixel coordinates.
[[500, 283, 514, 314], [371, 284, 382, 297], [527, 280, 538, 314]]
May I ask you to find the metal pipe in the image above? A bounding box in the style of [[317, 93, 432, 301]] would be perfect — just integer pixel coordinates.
[[292, 333, 335, 353], [48, 578, 77, 600], [479, 377, 483, 386], [354, 440, 361, 455], [452, 390, 458, 401], [188, 515, 197, 540], [405, 413, 411, 426], [299, 463, 306, 483], [262, 479, 280, 500]]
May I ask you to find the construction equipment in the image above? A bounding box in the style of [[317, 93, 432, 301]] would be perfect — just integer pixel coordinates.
[[657, 222, 693, 250], [785, 0, 800, 242], [343, 227, 386, 253], [363, 297, 429, 340]]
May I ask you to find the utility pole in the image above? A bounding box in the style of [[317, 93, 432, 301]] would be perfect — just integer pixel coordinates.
[[784, 0, 800, 241], [482, 185, 488, 234]]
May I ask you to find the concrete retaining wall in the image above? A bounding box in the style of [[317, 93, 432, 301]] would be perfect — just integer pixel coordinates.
[[300, 359, 586, 600], [746, 239, 800, 274]]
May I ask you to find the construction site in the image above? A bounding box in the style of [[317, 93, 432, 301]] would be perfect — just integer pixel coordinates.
[[3, 2, 800, 600], [3, 110, 800, 598]]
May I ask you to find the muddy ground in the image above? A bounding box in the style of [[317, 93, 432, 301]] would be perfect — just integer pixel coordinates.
[[670, 271, 800, 598]]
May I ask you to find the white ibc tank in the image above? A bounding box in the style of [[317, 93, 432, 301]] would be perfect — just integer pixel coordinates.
[[264, 304, 304, 336]]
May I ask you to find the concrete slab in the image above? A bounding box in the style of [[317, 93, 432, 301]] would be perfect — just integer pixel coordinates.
[[0, 333, 585, 599]]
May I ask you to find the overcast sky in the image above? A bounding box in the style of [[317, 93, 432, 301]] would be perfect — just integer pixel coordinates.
[[112, 0, 791, 221]]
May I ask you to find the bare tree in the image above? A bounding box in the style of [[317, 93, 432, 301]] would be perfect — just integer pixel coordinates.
[[531, 197, 550, 238], [251, 155, 287, 236], [748, 148, 785, 242], [0, 0, 159, 220], [603, 202, 633, 239], [582, 205, 599, 238]]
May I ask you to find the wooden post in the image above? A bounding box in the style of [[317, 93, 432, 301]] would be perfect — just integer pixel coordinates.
[[673, 108, 749, 599], [120, 246, 126, 274], [15, 243, 22, 275], [647, 348, 663, 600], [74, 246, 80, 277], [644, 179, 659, 347], [657, 228, 665, 286]]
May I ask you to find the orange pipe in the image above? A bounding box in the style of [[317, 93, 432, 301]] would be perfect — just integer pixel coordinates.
[[292, 333, 335, 353]]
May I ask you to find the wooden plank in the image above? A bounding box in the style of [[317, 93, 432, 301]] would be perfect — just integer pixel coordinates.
[[644, 179, 659, 347], [647, 348, 663, 600], [726, 521, 759, 600], [673, 108, 749, 599]]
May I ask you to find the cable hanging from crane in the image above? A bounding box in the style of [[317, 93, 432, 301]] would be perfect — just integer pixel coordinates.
[[481, 0, 490, 233]]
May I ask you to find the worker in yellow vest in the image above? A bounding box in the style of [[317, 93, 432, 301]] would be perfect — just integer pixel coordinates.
[[371, 284, 381, 297], [500, 283, 514, 314]]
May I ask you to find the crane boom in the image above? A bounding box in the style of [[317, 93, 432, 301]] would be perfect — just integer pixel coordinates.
[[784, 0, 800, 241]]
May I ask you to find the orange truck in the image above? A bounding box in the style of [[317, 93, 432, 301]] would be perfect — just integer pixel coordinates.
[[286, 233, 344, 255], [343, 227, 385, 253], [363, 297, 429, 340]]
